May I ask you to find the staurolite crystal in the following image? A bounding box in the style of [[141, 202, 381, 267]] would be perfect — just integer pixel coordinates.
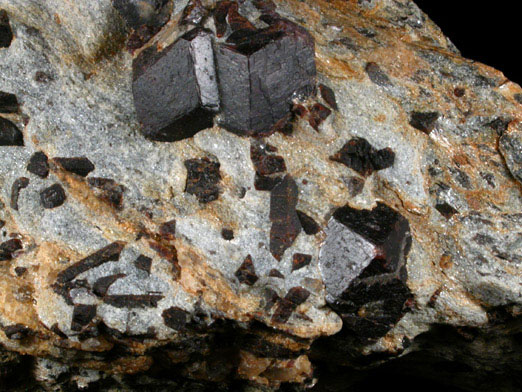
[[320, 203, 412, 340], [132, 28, 216, 141], [0, 117, 23, 146], [131, 0, 316, 140], [0, 10, 12, 48], [269, 175, 302, 260], [215, 19, 316, 135]]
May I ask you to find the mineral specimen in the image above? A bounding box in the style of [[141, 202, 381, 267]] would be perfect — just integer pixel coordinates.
[[1, 0, 522, 391]]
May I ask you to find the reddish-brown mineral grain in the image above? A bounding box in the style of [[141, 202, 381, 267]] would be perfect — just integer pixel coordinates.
[[269, 175, 302, 260]]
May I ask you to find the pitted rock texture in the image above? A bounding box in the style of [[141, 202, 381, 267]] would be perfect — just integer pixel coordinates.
[[1, 1, 522, 391]]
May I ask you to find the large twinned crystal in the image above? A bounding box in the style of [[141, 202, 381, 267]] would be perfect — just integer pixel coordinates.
[[319, 203, 413, 340], [132, 28, 216, 141], [216, 20, 316, 135], [131, 1, 316, 140]]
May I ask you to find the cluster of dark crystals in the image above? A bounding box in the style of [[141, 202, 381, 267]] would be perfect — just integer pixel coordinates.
[[325, 203, 413, 340], [129, 0, 316, 141], [184, 158, 222, 203], [250, 141, 286, 191], [49, 241, 180, 336], [330, 137, 395, 177], [15, 151, 127, 212]]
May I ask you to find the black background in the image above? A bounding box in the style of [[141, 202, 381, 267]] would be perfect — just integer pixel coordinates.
[[415, 1, 521, 84]]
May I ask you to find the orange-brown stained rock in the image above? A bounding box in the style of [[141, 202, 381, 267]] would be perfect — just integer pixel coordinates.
[[2, 0, 522, 387], [87, 177, 125, 210]]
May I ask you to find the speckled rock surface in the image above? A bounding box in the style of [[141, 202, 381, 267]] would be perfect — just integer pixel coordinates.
[[0, 1, 521, 391]]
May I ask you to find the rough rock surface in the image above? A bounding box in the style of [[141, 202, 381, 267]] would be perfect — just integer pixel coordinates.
[[0, 1, 521, 391]]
